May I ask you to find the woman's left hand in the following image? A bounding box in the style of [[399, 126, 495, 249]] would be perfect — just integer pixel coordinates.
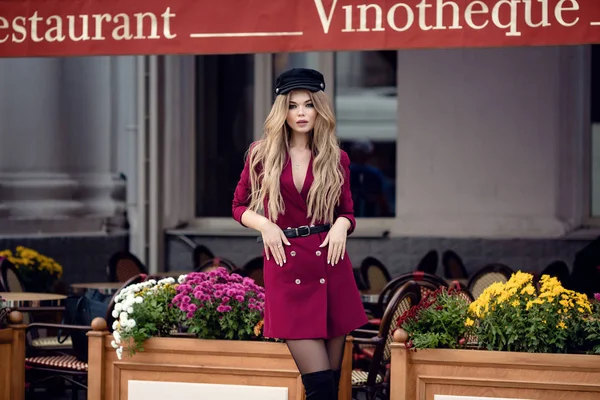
[[319, 218, 351, 265]]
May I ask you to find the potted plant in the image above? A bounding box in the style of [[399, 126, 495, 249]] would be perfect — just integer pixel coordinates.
[[0, 246, 63, 292], [89, 268, 352, 400], [111, 268, 266, 359], [396, 286, 472, 350], [390, 272, 600, 400], [466, 272, 597, 354]]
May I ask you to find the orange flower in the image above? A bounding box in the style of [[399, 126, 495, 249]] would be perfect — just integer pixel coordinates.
[[254, 319, 264, 337]]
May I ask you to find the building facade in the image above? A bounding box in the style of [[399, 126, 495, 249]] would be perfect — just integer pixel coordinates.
[[1, 45, 599, 282]]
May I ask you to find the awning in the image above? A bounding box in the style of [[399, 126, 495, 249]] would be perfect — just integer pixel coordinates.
[[0, 0, 599, 57]]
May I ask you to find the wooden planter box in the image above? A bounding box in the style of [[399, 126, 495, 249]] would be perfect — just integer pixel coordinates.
[[87, 325, 352, 400], [0, 311, 26, 400], [390, 342, 600, 400]]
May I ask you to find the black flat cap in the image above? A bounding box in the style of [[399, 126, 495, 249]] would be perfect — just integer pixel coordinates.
[[274, 68, 326, 95]]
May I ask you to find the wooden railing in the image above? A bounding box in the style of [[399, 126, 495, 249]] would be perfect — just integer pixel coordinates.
[[86, 321, 353, 400], [0, 311, 26, 400]]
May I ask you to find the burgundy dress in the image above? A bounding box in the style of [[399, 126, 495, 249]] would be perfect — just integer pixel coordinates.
[[232, 149, 368, 339]]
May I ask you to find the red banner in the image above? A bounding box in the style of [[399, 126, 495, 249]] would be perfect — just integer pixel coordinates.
[[0, 0, 598, 57]]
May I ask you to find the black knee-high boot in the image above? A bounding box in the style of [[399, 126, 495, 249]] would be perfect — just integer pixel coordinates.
[[301, 369, 336, 400], [332, 369, 341, 399]]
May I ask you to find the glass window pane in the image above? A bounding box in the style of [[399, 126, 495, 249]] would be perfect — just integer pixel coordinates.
[[335, 51, 397, 218], [195, 54, 254, 217]]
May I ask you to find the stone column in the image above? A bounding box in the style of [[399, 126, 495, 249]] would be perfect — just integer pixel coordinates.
[[61, 57, 126, 228], [0, 58, 85, 220]]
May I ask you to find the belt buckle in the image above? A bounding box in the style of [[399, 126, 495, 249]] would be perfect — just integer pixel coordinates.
[[295, 225, 311, 237]]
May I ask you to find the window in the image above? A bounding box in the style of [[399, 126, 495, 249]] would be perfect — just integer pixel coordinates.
[[194, 54, 255, 217], [271, 51, 398, 219], [590, 45, 600, 216], [189, 52, 397, 233], [335, 51, 397, 217]]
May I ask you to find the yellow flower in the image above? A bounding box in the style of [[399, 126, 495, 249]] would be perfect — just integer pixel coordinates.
[[2, 247, 63, 278], [511, 299, 520, 307], [526, 300, 534, 310], [520, 284, 535, 296], [0, 249, 13, 258], [557, 321, 567, 329]]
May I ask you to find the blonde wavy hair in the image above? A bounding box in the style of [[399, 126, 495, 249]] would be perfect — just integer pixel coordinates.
[[247, 90, 344, 225]]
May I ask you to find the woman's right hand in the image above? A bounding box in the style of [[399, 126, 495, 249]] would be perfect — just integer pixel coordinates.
[[259, 220, 290, 266]]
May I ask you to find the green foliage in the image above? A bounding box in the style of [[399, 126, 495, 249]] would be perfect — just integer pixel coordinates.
[[398, 287, 473, 350], [111, 278, 180, 359]]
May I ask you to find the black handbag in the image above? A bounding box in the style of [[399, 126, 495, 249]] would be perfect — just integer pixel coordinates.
[[60, 290, 111, 362]]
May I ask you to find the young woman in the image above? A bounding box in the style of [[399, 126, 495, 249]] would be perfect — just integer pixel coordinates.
[[232, 68, 368, 399]]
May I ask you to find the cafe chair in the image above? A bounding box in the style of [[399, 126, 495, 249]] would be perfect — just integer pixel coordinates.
[[353, 268, 369, 291], [415, 249, 438, 275], [537, 260, 570, 288], [351, 281, 421, 400], [467, 263, 514, 299], [372, 271, 448, 320], [239, 256, 264, 287], [193, 244, 215, 270], [0, 258, 27, 293], [195, 257, 236, 273], [448, 280, 475, 302], [106, 251, 148, 282], [442, 249, 469, 279], [24, 274, 145, 398], [24, 318, 107, 399], [359, 256, 392, 294]]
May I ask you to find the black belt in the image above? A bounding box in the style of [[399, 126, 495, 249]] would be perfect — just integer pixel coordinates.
[[257, 224, 330, 243]]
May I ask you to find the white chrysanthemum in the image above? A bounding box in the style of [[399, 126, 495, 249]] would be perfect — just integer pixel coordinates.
[[112, 277, 173, 360], [178, 275, 187, 284], [111, 340, 118, 349], [158, 277, 176, 285]]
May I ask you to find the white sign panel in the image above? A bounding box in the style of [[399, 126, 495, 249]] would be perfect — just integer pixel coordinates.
[[128, 380, 289, 400], [435, 396, 531, 400]]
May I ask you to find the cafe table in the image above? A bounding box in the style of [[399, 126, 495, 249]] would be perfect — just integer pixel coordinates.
[[70, 282, 124, 295], [1, 292, 67, 308]]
